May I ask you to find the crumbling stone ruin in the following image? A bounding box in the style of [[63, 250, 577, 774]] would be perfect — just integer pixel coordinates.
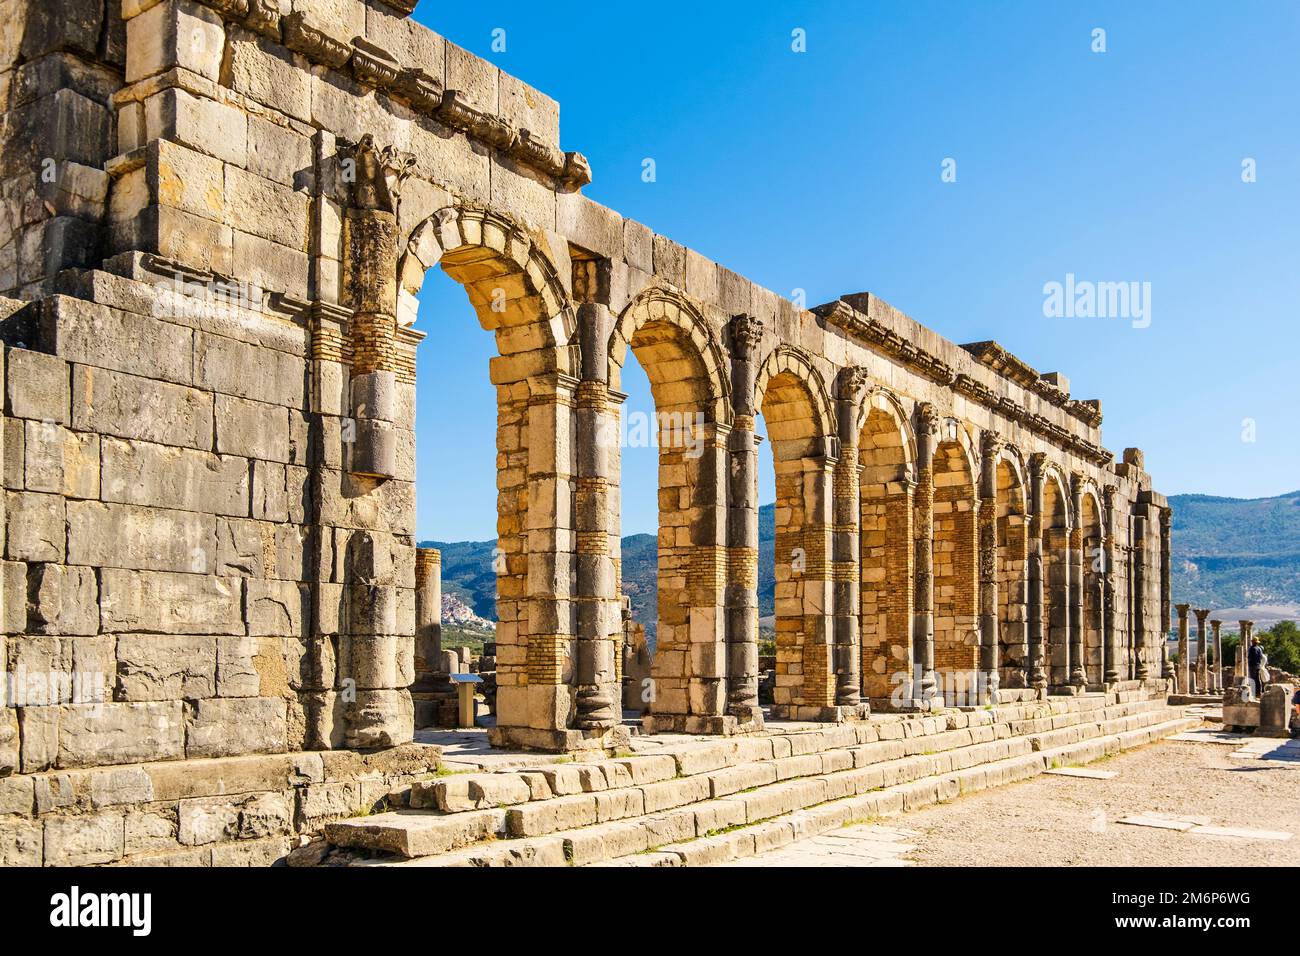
[[0, 0, 1174, 865]]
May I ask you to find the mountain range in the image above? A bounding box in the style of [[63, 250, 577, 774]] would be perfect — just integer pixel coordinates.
[[423, 491, 1300, 639]]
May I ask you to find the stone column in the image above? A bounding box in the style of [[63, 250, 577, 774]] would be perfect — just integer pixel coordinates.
[[1236, 620, 1252, 681], [1132, 513, 1150, 681], [1210, 619, 1223, 692], [1068, 474, 1086, 689], [1026, 453, 1048, 691], [1159, 507, 1173, 642], [833, 368, 870, 709], [415, 548, 442, 674], [977, 430, 1002, 704], [1101, 485, 1121, 684], [725, 314, 764, 722], [1175, 603, 1190, 694], [912, 403, 940, 703], [574, 303, 619, 730], [1193, 608, 1210, 696]]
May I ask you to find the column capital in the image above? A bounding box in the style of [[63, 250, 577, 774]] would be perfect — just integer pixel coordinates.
[[1193, 608, 1211, 622], [916, 401, 940, 437], [836, 365, 872, 402], [727, 313, 765, 357], [1028, 451, 1048, 479], [1174, 603, 1191, 614], [979, 428, 1003, 460]]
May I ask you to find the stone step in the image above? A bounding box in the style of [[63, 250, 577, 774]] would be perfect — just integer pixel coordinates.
[[392, 695, 1166, 816], [328, 704, 1194, 865]]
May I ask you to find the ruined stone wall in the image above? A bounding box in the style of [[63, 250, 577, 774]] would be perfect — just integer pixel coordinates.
[[0, 0, 1174, 866]]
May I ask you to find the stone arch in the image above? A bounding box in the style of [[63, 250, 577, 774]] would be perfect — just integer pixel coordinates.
[[608, 287, 731, 423], [933, 424, 980, 700], [1078, 482, 1105, 686], [858, 389, 917, 704], [609, 288, 732, 720], [1039, 463, 1072, 690], [399, 205, 578, 372], [398, 203, 580, 741], [995, 445, 1030, 688], [754, 347, 837, 717]]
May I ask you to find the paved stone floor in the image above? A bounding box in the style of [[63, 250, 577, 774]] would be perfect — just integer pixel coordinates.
[[719, 736, 1300, 867]]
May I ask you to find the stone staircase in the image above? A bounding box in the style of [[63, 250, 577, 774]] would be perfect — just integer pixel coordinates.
[[317, 694, 1201, 868]]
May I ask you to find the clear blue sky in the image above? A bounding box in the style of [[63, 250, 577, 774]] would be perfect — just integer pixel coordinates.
[[412, 0, 1300, 542]]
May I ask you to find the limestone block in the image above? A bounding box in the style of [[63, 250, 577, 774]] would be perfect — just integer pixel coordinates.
[[100, 438, 249, 517], [3, 419, 23, 489], [23, 419, 64, 493], [215, 394, 290, 463], [343, 688, 413, 749], [252, 459, 288, 521], [62, 430, 99, 499], [27, 563, 98, 635], [421, 773, 533, 813], [125, 808, 179, 855], [153, 138, 225, 223], [100, 569, 244, 635], [498, 72, 559, 148], [57, 701, 186, 768], [405, 121, 490, 204], [44, 812, 125, 866], [227, 30, 312, 123], [0, 564, 24, 635], [290, 0, 365, 45], [238, 791, 292, 839], [557, 192, 623, 260], [126, 0, 224, 83], [247, 115, 314, 189], [144, 87, 248, 167], [125, 204, 236, 276], [490, 156, 556, 232], [73, 365, 212, 450], [340, 633, 414, 688], [224, 166, 310, 249], [365, 3, 444, 77], [4, 491, 64, 562], [90, 766, 155, 808], [116, 633, 218, 700], [247, 579, 307, 636], [178, 796, 241, 845], [5, 347, 69, 423], [68, 500, 215, 573], [36, 160, 111, 220], [0, 818, 42, 866], [445, 42, 498, 113], [186, 696, 288, 758], [232, 230, 310, 300], [0, 708, 17, 776], [506, 794, 598, 838], [216, 634, 261, 697]]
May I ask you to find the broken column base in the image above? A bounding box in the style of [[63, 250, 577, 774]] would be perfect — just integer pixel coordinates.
[[488, 724, 635, 754], [411, 671, 458, 729], [641, 711, 766, 736]]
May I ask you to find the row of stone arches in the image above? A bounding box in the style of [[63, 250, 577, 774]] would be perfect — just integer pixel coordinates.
[[391, 203, 1132, 746]]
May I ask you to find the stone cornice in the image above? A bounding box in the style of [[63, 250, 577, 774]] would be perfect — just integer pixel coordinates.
[[187, 0, 592, 192], [817, 299, 1113, 467]]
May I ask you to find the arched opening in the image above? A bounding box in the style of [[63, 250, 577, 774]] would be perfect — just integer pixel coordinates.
[[1080, 489, 1105, 686], [858, 395, 915, 707], [1041, 471, 1071, 690], [755, 353, 834, 718], [609, 291, 729, 723], [933, 436, 979, 704], [400, 208, 577, 741], [995, 455, 1029, 689]]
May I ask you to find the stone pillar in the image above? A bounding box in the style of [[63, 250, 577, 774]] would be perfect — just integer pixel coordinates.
[[833, 369, 870, 709], [798, 451, 838, 717], [1193, 608, 1210, 695], [1236, 620, 1253, 682], [1068, 474, 1086, 689], [415, 548, 442, 674], [1159, 507, 1172, 641], [572, 303, 620, 730], [1026, 453, 1048, 691], [1132, 513, 1150, 681], [725, 314, 764, 723], [1210, 619, 1223, 693], [1102, 485, 1121, 684], [977, 430, 1002, 703], [1175, 603, 1190, 694], [912, 403, 940, 704]]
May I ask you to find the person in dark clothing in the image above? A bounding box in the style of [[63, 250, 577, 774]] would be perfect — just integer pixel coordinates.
[[1247, 637, 1265, 698]]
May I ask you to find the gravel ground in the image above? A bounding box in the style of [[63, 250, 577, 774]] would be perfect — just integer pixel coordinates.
[[898, 736, 1300, 866]]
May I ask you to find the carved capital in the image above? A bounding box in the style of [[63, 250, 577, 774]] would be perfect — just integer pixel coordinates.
[[837, 365, 871, 402], [728, 314, 764, 356], [980, 429, 1003, 460], [1028, 451, 1048, 480], [346, 134, 417, 214], [916, 402, 940, 437]]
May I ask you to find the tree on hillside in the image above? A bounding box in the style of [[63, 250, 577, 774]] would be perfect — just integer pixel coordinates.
[[1259, 620, 1300, 674]]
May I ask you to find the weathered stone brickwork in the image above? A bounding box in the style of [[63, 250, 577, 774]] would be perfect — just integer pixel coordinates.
[[0, 0, 1172, 864]]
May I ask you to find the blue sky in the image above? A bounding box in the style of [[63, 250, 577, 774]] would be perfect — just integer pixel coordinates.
[[412, 1, 1300, 541]]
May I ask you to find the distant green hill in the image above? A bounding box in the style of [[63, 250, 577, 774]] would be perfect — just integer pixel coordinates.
[[426, 492, 1300, 639], [1168, 490, 1300, 611]]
